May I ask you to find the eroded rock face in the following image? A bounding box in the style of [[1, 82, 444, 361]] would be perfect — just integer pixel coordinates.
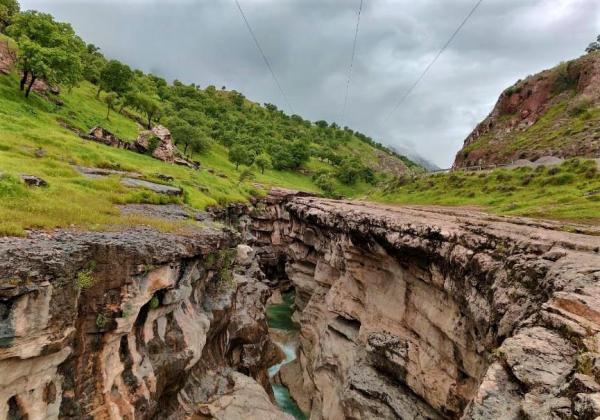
[[0, 228, 286, 419], [245, 189, 600, 419], [453, 52, 600, 168]]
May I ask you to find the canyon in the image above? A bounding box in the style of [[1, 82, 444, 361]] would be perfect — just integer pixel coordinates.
[[1, 190, 600, 419]]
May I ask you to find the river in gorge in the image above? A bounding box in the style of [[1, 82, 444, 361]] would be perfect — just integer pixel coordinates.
[[266, 291, 308, 420]]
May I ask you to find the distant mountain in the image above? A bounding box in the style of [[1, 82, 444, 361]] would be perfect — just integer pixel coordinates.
[[392, 146, 441, 171]]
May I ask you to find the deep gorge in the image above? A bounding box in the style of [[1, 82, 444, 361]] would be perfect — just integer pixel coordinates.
[[0, 189, 599, 419]]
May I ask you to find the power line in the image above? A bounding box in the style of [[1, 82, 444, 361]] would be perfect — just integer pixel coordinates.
[[341, 0, 364, 126], [384, 0, 484, 122], [234, 0, 295, 114]]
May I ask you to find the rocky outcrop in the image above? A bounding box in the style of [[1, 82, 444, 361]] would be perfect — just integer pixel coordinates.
[[0, 40, 15, 75], [246, 189, 600, 419], [454, 51, 600, 168], [135, 125, 178, 163], [86, 126, 132, 149], [0, 227, 286, 419]]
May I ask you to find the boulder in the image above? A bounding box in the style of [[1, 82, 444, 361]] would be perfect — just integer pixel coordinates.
[[574, 393, 600, 419], [236, 244, 256, 266], [21, 175, 48, 187], [86, 127, 130, 149], [135, 125, 177, 162]]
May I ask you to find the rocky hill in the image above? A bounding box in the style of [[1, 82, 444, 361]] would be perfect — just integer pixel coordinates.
[[453, 51, 600, 168]]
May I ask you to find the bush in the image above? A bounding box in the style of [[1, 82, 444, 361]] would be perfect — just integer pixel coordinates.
[[147, 136, 160, 155], [336, 157, 363, 185], [312, 170, 336, 194], [568, 96, 593, 117], [149, 295, 160, 310], [95, 313, 107, 329], [77, 262, 97, 289], [544, 173, 575, 186]]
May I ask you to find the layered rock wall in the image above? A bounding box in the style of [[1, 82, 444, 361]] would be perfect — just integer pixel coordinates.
[[0, 227, 285, 419], [248, 189, 600, 419]]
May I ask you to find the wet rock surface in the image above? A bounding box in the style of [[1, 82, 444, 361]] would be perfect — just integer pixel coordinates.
[[243, 189, 600, 419]]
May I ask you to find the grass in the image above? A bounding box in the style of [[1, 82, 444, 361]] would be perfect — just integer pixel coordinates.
[[0, 68, 332, 236], [371, 159, 600, 223], [1, 43, 597, 236]]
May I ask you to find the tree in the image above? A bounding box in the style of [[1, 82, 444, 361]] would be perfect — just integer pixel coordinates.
[[288, 140, 310, 169], [104, 92, 118, 120], [169, 120, 209, 155], [129, 93, 161, 129], [81, 44, 106, 84], [229, 144, 254, 170], [586, 35, 600, 53], [7, 11, 84, 97], [0, 0, 19, 32], [255, 152, 272, 174], [97, 60, 132, 98], [336, 157, 362, 185]]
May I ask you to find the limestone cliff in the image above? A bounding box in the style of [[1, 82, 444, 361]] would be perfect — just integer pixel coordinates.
[[247, 189, 600, 419], [453, 51, 600, 168], [0, 227, 287, 419]]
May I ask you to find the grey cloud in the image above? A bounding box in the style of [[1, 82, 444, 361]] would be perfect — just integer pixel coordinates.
[[20, 0, 600, 166]]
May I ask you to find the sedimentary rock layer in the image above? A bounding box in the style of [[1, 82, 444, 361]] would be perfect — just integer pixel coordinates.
[[248, 189, 600, 419], [0, 227, 285, 419]]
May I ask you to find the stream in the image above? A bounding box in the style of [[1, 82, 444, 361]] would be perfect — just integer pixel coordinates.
[[266, 292, 308, 420]]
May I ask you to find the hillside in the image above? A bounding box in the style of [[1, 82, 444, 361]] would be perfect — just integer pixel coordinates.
[[0, 19, 418, 236], [453, 51, 600, 168]]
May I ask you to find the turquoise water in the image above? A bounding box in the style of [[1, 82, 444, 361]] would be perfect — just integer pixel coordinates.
[[273, 384, 308, 420], [267, 291, 308, 420], [266, 291, 297, 330]]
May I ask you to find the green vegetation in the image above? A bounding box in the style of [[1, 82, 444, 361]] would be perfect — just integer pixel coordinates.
[[149, 295, 160, 310], [586, 35, 600, 54], [0, 1, 596, 238], [7, 11, 84, 96], [76, 262, 96, 289], [372, 159, 600, 222], [0, 0, 19, 31], [0, 2, 418, 237], [95, 313, 107, 329], [461, 92, 600, 162]]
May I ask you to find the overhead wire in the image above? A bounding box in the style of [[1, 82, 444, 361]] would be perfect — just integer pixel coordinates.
[[340, 0, 364, 126], [383, 0, 484, 122], [234, 0, 295, 114]]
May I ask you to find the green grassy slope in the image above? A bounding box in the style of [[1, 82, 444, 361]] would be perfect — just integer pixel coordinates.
[[0, 69, 328, 236], [370, 160, 600, 223]]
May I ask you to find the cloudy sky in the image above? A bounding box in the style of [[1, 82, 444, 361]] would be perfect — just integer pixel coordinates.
[[20, 0, 600, 166]]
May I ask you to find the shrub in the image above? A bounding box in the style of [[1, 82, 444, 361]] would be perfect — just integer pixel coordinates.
[[521, 174, 534, 186], [149, 295, 160, 310], [77, 262, 97, 289], [147, 136, 161, 155], [544, 173, 575, 186], [552, 61, 577, 94], [312, 170, 336, 194], [568, 96, 593, 117], [547, 167, 561, 176], [96, 313, 107, 329], [495, 172, 512, 182], [585, 167, 598, 179]]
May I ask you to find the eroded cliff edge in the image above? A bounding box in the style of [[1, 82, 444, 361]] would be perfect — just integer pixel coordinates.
[[0, 226, 288, 419], [247, 189, 600, 419]]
